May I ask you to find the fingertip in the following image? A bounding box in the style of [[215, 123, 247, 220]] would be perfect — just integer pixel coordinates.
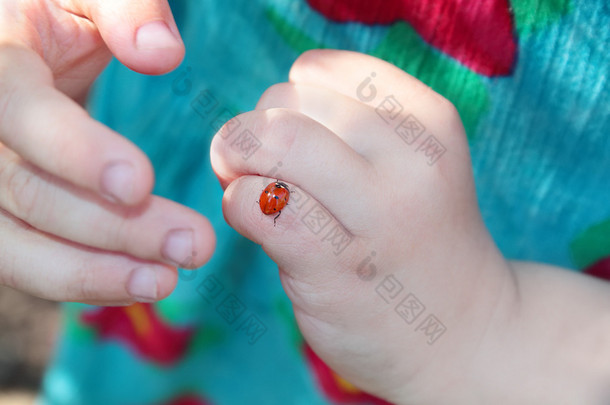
[[129, 20, 185, 75], [126, 150, 155, 204], [87, 2, 185, 75], [221, 177, 248, 235], [221, 176, 271, 243], [118, 22, 185, 75], [157, 214, 216, 271], [127, 265, 177, 303], [134, 20, 180, 51], [155, 265, 178, 300], [196, 217, 217, 267], [179, 216, 217, 269], [209, 127, 235, 190], [99, 152, 154, 206]]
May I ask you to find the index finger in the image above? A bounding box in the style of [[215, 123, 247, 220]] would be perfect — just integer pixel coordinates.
[[0, 44, 154, 205]]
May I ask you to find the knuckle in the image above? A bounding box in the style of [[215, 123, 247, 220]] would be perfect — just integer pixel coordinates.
[[289, 49, 325, 78], [0, 45, 52, 137], [263, 108, 300, 145], [258, 108, 301, 159], [414, 83, 460, 123], [0, 211, 23, 290], [256, 82, 294, 110], [1, 162, 41, 223], [215, 113, 244, 143], [435, 93, 462, 124], [70, 261, 100, 302], [213, 108, 301, 167], [51, 113, 90, 175], [104, 214, 130, 252], [0, 264, 17, 290], [0, 83, 17, 135]]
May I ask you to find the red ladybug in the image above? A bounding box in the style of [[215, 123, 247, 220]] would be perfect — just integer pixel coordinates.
[[259, 181, 290, 225]]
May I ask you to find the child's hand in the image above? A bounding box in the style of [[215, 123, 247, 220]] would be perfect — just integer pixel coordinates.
[[0, 0, 215, 305], [211, 50, 518, 403]]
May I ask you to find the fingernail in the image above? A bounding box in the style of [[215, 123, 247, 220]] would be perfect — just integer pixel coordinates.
[[101, 161, 135, 204], [162, 228, 194, 266], [136, 21, 179, 50], [127, 267, 158, 302]]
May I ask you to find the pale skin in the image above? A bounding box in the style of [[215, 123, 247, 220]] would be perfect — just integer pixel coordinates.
[[0, 1, 609, 404], [0, 0, 215, 305]]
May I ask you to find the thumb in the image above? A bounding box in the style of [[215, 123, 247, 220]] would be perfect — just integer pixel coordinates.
[[79, 0, 185, 75]]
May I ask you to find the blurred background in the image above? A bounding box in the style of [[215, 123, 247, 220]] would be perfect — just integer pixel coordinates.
[[0, 286, 60, 404]]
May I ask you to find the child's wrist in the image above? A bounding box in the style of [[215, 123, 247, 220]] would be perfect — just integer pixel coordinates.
[[407, 261, 610, 405], [387, 244, 519, 403]]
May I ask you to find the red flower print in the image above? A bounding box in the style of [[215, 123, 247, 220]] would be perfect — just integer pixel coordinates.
[[307, 0, 517, 76], [82, 303, 194, 365]]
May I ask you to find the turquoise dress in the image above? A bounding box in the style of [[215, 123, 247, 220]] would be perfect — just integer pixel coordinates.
[[41, 0, 610, 404]]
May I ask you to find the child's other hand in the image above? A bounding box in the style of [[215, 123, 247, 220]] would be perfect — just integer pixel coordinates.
[[211, 50, 516, 403]]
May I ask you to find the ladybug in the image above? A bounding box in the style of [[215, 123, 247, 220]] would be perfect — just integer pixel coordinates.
[[259, 181, 290, 225]]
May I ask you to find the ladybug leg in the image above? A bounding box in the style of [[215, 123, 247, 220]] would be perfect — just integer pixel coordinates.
[[273, 210, 281, 226]]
